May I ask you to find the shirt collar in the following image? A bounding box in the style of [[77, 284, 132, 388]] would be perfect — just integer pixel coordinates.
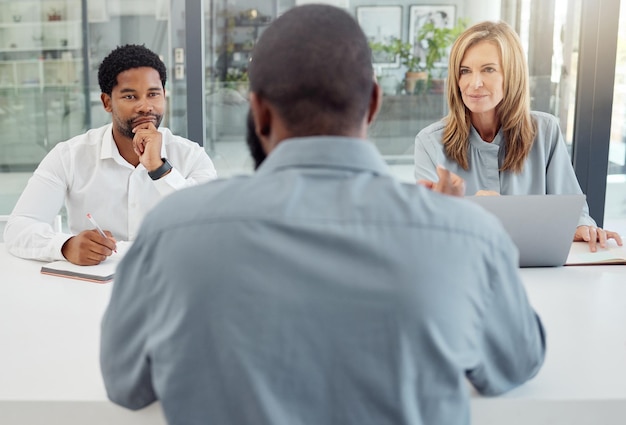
[[99, 123, 168, 164], [469, 125, 504, 149], [100, 124, 117, 160], [255, 136, 392, 177]]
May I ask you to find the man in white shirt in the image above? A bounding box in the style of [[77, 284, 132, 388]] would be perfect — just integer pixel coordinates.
[[4, 44, 217, 265]]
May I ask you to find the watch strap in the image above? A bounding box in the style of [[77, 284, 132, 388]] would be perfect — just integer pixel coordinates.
[[148, 158, 173, 180]]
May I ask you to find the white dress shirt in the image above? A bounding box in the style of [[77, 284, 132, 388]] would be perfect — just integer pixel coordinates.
[[4, 124, 217, 261]]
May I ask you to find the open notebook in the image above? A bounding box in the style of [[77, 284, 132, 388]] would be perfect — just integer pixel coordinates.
[[40, 241, 132, 283], [565, 241, 626, 265], [466, 194, 585, 267]]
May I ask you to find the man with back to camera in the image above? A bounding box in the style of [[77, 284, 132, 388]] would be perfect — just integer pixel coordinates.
[[4, 44, 217, 265], [100, 5, 545, 425]]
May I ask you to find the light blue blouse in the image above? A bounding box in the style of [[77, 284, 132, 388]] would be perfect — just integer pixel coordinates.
[[414, 111, 595, 226]]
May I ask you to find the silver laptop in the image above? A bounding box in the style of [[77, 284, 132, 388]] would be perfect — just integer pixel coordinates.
[[466, 194, 585, 267]]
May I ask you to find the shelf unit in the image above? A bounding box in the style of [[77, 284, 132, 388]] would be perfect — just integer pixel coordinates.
[[213, 8, 272, 81], [0, 0, 83, 90], [0, 0, 86, 167]]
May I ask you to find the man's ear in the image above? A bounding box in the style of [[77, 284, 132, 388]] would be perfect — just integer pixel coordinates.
[[101, 93, 112, 112], [366, 82, 382, 125]]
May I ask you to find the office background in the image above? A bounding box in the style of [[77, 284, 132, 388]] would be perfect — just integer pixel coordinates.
[[0, 0, 624, 235]]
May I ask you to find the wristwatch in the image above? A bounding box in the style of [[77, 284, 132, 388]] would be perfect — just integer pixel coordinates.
[[148, 158, 173, 180]]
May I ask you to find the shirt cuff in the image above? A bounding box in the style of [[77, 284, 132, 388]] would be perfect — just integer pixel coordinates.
[[52, 232, 75, 261], [151, 167, 187, 196]]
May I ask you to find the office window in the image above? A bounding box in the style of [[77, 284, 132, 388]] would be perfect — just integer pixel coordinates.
[[607, 0, 626, 230], [0, 0, 181, 221], [0, 0, 620, 236], [203, 0, 277, 177], [202, 0, 581, 183]]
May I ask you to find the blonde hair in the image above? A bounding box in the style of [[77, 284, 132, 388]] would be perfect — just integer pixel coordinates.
[[443, 21, 536, 172]]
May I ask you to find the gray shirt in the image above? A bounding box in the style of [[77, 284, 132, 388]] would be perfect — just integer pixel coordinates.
[[414, 111, 595, 226], [101, 136, 545, 425]]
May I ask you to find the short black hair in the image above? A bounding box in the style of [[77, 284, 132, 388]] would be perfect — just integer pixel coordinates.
[[248, 4, 373, 135], [98, 44, 167, 95]]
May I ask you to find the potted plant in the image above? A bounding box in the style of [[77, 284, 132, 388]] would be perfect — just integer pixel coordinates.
[[223, 67, 249, 97], [47, 8, 63, 21], [415, 18, 468, 93], [370, 38, 427, 94]]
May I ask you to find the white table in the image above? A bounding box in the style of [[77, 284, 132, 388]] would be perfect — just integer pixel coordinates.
[[0, 245, 166, 424], [472, 265, 626, 424], [1, 244, 625, 425]]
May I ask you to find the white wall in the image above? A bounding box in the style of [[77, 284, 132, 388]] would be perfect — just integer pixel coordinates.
[[463, 0, 501, 23]]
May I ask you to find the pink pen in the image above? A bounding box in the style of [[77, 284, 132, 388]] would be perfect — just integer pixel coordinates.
[[87, 213, 117, 253]]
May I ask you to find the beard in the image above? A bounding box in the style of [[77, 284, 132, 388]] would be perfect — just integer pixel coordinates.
[[246, 109, 267, 169], [115, 113, 163, 140]]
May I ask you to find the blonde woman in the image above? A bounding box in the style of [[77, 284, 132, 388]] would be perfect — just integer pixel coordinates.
[[414, 20, 622, 251]]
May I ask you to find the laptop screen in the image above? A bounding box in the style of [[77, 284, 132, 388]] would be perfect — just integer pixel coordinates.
[[466, 194, 585, 267]]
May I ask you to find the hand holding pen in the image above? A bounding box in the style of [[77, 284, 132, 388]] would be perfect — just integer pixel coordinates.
[[87, 213, 117, 253], [60, 214, 117, 266]]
